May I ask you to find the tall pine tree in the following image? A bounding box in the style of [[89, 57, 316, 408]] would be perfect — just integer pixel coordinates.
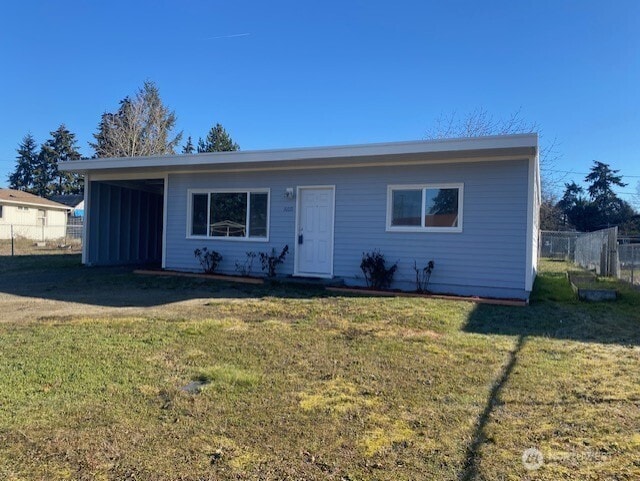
[[182, 136, 195, 154], [45, 124, 83, 195], [556, 162, 635, 231], [197, 123, 239, 152], [30, 125, 83, 197], [32, 146, 54, 198], [8, 134, 38, 192], [585, 161, 627, 212]]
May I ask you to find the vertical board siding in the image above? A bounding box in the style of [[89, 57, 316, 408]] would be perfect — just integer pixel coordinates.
[[89, 181, 163, 265], [165, 159, 530, 298]]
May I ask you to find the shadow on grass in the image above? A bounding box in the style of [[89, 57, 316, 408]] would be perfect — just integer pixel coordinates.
[[463, 269, 640, 347], [0, 254, 331, 308], [458, 265, 640, 479], [458, 335, 527, 481]]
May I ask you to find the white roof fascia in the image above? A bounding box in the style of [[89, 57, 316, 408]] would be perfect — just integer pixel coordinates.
[[60, 134, 538, 173]]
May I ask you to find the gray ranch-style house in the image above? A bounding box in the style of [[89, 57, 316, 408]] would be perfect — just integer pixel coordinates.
[[60, 134, 540, 300]]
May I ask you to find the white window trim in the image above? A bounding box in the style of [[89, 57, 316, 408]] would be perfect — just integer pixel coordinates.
[[37, 209, 48, 226], [186, 188, 270, 242], [386, 183, 464, 233]]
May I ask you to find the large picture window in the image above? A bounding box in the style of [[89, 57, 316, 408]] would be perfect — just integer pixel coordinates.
[[188, 189, 270, 240], [387, 183, 463, 233]]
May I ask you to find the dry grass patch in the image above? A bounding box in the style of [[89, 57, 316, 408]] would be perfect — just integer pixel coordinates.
[[299, 378, 377, 414], [360, 416, 416, 457], [0, 257, 639, 479]]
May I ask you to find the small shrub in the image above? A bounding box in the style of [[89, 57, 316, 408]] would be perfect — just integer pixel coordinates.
[[259, 245, 289, 277], [360, 250, 398, 290], [194, 247, 223, 274], [414, 260, 435, 293], [235, 251, 257, 276]]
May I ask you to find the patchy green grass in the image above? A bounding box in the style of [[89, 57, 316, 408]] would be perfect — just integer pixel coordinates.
[[0, 256, 638, 480], [193, 364, 261, 389]]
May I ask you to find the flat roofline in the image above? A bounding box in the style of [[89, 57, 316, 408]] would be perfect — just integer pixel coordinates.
[[60, 134, 538, 173]]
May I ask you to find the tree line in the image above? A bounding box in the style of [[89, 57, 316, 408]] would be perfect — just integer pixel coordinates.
[[542, 162, 638, 233], [425, 108, 638, 234], [7, 81, 239, 197], [9, 126, 83, 197], [7, 95, 638, 233]]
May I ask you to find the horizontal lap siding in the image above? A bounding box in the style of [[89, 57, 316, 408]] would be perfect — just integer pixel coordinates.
[[165, 159, 529, 297]]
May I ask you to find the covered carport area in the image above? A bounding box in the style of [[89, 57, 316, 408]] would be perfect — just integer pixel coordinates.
[[85, 177, 164, 266]]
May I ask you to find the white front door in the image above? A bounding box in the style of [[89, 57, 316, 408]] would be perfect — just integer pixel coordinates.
[[296, 186, 335, 277]]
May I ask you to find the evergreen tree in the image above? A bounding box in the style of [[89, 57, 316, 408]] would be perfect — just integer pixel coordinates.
[[32, 146, 54, 198], [8, 134, 38, 192], [197, 137, 206, 153], [182, 136, 195, 154], [197, 123, 239, 152], [32, 125, 83, 197], [90, 81, 182, 157], [91, 110, 119, 158], [45, 124, 83, 195], [585, 161, 627, 213], [557, 181, 584, 216], [556, 163, 635, 231]]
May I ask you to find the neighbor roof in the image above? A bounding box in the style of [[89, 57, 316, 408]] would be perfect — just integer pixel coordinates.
[[49, 194, 84, 208], [0, 189, 72, 210], [59, 134, 538, 176]]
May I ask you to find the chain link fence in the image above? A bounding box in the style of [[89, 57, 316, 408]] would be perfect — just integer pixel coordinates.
[[539, 231, 580, 261], [0, 223, 82, 256], [574, 227, 618, 276], [618, 244, 640, 286], [541, 228, 640, 286]]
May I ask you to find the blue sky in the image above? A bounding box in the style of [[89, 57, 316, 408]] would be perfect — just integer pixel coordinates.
[[0, 0, 638, 199]]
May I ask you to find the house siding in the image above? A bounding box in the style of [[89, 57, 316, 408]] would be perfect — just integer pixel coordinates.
[[0, 203, 68, 240], [165, 158, 530, 299], [87, 182, 163, 265]]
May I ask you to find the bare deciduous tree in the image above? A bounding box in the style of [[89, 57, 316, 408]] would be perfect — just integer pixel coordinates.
[[425, 107, 567, 231], [425, 107, 562, 197], [425, 107, 538, 139], [90, 81, 182, 158]]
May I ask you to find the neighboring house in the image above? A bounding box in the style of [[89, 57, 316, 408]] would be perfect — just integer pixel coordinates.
[[60, 134, 540, 300], [49, 194, 85, 218], [48, 194, 84, 240], [0, 189, 71, 240]]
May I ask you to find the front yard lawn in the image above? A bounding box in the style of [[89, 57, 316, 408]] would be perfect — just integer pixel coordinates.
[[0, 256, 638, 480]]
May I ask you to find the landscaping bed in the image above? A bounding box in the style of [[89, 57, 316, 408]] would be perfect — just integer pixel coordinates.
[[568, 271, 618, 301]]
